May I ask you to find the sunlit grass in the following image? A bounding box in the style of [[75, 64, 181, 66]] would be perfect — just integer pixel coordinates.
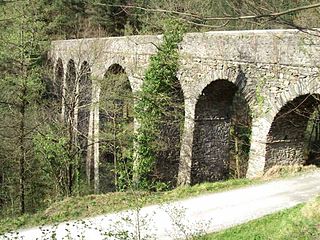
[[199, 197, 320, 240]]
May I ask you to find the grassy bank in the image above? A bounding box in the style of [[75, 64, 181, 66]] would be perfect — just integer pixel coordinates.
[[0, 165, 317, 235], [199, 197, 320, 240], [0, 178, 254, 234]]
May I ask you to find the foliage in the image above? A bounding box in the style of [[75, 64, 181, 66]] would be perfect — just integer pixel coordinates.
[[99, 64, 134, 192], [24, 0, 320, 39], [33, 125, 75, 198], [91, 0, 147, 36], [229, 92, 252, 178], [36, 0, 89, 39], [0, 0, 47, 215], [133, 20, 185, 189]]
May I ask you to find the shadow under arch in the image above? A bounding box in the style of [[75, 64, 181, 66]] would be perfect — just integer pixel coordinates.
[[191, 79, 252, 184], [54, 58, 64, 100], [265, 94, 320, 171], [65, 59, 76, 120], [99, 63, 134, 192], [78, 61, 92, 156]]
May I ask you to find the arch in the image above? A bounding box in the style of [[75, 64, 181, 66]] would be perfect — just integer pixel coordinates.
[[265, 94, 320, 171], [190, 79, 252, 184], [99, 63, 134, 192]]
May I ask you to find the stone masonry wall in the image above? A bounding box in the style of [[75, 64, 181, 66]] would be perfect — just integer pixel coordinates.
[[191, 80, 237, 184], [50, 29, 320, 185], [265, 95, 318, 170]]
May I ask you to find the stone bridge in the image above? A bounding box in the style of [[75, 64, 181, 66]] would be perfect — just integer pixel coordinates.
[[50, 29, 320, 186]]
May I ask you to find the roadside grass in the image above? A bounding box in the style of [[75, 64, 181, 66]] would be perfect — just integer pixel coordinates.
[[0, 178, 254, 234], [0, 165, 317, 234], [199, 196, 320, 240]]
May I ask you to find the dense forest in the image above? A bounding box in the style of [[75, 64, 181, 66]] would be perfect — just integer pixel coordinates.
[[0, 0, 319, 218]]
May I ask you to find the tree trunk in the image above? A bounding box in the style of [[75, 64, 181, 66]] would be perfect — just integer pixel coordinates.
[[86, 107, 94, 186], [93, 86, 100, 193], [19, 85, 27, 214]]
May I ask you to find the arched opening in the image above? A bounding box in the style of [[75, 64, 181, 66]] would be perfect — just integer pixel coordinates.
[[54, 58, 64, 101], [191, 80, 252, 184], [65, 59, 76, 120], [78, 61, 92, 142], [99, 64, 134, 192], [78, 62, 92, 177], [265, 94, 320, 171]]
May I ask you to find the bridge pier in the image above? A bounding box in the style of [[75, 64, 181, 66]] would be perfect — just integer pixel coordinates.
[[246, 117, 270, 178], [177, 98, 197, 185]]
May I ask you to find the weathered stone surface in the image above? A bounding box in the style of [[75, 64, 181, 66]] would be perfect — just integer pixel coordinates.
[[50, 29, 320, 185]]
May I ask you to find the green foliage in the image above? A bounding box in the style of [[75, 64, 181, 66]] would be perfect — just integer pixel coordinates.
[[254, 78, 267, 118], [229, 92, 252, 178], [33, 126, 71, 196], [0, 0, 48, 215], [99, 65, 134, 192], [36, 0, 89, 39], [91, 0, 141, 36], [133, 20, 185, 189], [0, 0, 319, 221]]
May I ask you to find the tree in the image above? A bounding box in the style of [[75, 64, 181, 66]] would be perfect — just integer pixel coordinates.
[[99, 64, 134, 192], [0, 0, 46, 214]]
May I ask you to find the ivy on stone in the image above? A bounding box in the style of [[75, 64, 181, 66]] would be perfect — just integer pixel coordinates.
[[133, 20, 185, 189]]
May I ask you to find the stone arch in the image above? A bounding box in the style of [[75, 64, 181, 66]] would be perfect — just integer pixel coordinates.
[[247, 77, 320, 178], [190, 79, 252, 184], [104, 59, 137, 91], [99, 63, 134, 192], [265, 94, 320, 171]]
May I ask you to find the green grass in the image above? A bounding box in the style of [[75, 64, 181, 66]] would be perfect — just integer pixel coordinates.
[[199, 197, 320, 240], [0, 178, 254, 234]]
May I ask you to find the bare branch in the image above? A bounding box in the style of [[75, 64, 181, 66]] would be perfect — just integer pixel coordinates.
[[96, 3, 320, 22]]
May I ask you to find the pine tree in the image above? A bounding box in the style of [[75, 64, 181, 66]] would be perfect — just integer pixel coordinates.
[[0, 0, 46, 214]]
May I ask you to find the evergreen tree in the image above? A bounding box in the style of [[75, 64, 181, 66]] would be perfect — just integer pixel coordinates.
[[0, 0, 46, 214]]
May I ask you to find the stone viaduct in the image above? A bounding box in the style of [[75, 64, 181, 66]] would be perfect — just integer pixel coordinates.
[[50, 29, 320, 186]]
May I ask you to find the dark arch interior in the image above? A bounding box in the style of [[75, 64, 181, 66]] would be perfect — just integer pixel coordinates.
[[265, 94, 320, 171], [65, 59, 76, 119], [66, 59, 76, 90], [78, 61, 92, 156], [99, 63, 133, 192], [191, 80, 251, 184], [54, 58, 64, 100]]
